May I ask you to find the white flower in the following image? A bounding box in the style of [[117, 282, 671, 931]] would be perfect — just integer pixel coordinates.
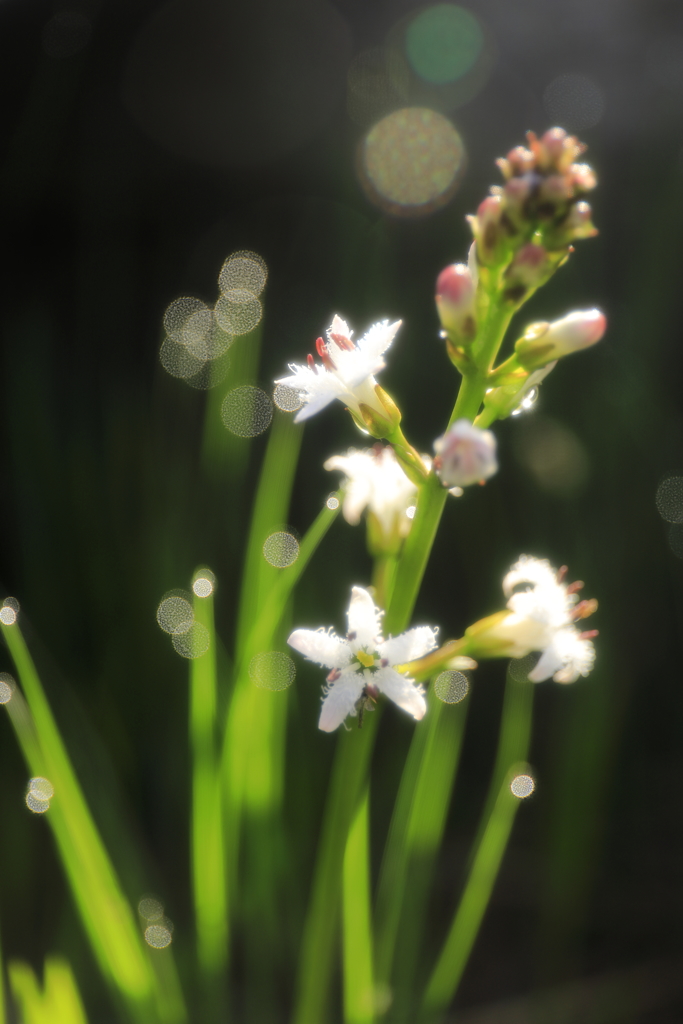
[[433, 419, 498, 488], [498, 555, 596, 683], [324, 446, 426, 543], [275, 314, 401, 425], [287, 586, 437, 731]]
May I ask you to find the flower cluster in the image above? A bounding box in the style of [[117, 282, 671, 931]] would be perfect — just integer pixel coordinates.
[[465, 556, 597, 683], [287, 587, 438, 731]]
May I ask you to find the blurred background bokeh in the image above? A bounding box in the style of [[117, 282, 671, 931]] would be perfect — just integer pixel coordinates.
[[1, 0, 683, 1020]]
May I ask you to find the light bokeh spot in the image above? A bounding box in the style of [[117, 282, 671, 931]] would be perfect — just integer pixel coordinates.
[[29, 777, 55, 800], [145, 921, 173, 948], [192, 569, 216, 598], [406, 5, 484, 85], [263, 531, 300, 568], [273, 383, 305, 412], [406, 505, 417, 520], [513, 416, 589, 497], [218, 251, 268, 296], [326, 495, 340, 510], [214, 290, 262, 336], [0, 607, 17, 626], [510, 774, 535, 799], [0, 673, 15, 704], [156, 592, 194, 635], [221, 386, 273, 437], [249, 651, 296, 692], [511, 386, 539, 416], [26, 793, 51, 814], [172, 623, 210, 659], [138, 896, 165, 922], [656, 476, 683, 524], [508, 653, 540, 683], [434, 670, 469, 704], [543, 73, 605, 132], [360, 108, 464, 215]]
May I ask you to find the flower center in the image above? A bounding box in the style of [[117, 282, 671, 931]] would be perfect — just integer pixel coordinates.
[[356, 650, 375, 669]]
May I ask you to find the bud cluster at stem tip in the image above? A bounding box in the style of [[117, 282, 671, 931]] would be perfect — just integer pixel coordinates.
[[467, 127, 598, 301]]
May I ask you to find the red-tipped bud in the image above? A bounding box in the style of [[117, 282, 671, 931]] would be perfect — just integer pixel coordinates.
[[435, 263, 476, 341], [569, 163, 597, 192], [564, 201, 598, 239], [515, 308, 606, 369], [471, 194, 505, 265], [539, 174, 573, 206]]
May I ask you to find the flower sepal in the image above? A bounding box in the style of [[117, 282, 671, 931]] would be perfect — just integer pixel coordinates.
[[356, 383, 402, 438]]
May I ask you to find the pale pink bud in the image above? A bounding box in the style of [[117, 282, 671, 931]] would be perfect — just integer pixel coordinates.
[[515, 309, 606, 369], [433, 419, 498, 488], [539, 174, 573, 206], [504, 243, 550, 300], [564, 201, 597, 239], [543, 309, 606, 353], [503, 176, 533, 212], [569, 163, 597, 192], [472, 194, 505, 264], [435, 264, 476, 340], [506, 146, 535, 176]]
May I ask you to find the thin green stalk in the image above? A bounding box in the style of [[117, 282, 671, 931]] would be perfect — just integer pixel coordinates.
[[375, 692, 469, 1013], [371, 554, 396, 611], [292, 716, 379, 1024], [342, 786, 375, 1024], [190, 587, 228, 985], [0, 622, 183, 1024], [421, 672, 534, 1020]]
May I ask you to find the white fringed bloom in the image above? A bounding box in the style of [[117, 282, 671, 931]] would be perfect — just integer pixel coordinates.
[[288, 586, 437, 731], [324, 446, 425, 541], [496, 556, 596, 683], [275, 314, 401, 424]]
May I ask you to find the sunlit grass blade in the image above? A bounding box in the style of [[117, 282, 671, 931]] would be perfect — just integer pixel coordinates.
[[375, 691, 469, 1018], [293, 717, 379, 1024], [8, 957, 88, 1024], [189, 578, 228, 988], [0, 922, 5, 1024], [0, 620, 185, 1024], [342, 785, 375, 1024], [420, 672, 535, 1020]]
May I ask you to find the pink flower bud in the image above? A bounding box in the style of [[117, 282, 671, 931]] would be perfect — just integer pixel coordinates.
[[472, 194, 505, 264], [515, 309, 606, 369], [544, 309, 606, 353], [564, 201, 597, 239], [435, 263, 476, 340], [507, 146, 535, 176], [539, 174, 573, 206], [504, 244, 550, 299], [433, 420, 498, 488], [569, 163, 597, 192]]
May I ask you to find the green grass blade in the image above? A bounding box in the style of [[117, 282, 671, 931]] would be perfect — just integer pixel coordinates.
[[1, 620, 184, 1024], [421, 672, 535, 1020], [293, 717, 380, 1024], [375, 691, 469, 1015], [342, 786, 375, 1024], [8, 957, 88, 1024], [190, 583, 228, 983]]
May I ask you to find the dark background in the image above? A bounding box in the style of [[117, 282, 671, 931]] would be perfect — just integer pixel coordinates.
[[1, 0, 683, 1020]]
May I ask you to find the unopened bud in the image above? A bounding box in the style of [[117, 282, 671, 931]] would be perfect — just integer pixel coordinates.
[[503, 243, 550, 303], [530, 127, 585, 174], [433, 419, 498, 488], [515, 309, 606, 370], [569, 163, 597, 193], [470, 194, 505, 265], [435, 263, 476, 341]]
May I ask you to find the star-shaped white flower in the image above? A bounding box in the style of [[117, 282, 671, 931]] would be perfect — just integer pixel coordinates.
[[497, 556, 596, 683], [287, 586, 437, 731], [275, 314, 401, 425], [324, 446, 426, 544]]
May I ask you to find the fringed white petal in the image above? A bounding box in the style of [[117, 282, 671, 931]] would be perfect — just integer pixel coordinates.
[[347, 587, 383, 650], [319, 670, 363, 732], [503, 556, 558, 598], [527, 628, 595, 684], [379, 626, 438, 666], [373, 666, 426, 721], [287, 629, 352, 670], [358, 319, 402, 362]]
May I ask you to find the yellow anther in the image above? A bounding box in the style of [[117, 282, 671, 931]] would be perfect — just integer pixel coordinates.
[[356, 651, 375, 668]]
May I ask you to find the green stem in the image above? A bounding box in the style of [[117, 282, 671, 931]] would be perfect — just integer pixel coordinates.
[[342, 786, 375, 1024], [292, 716, 379, 1024], [420, 673, 534, 1020], [190, 589, 228, 988]]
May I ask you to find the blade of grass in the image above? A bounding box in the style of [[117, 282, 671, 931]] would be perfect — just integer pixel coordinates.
[[420, 672, 535, 1021], [343, 785, 375, 1024], [375, 691, 469, 1020], [0, 621, 185, 1024], [190, 582, 228, 992]]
